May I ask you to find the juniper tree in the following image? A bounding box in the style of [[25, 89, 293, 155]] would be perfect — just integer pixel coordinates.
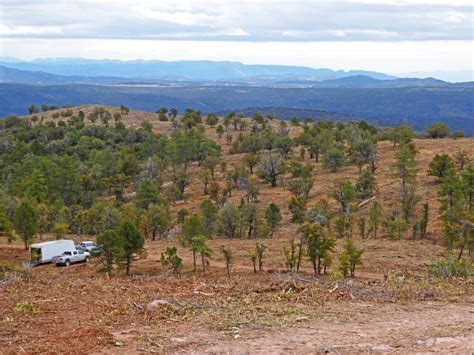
[[96, 229, 121, 276], [284, 239, 298, 272], [217, 203, 241, 238], [323, 145, 345, 172], [356, 169, 377, 199], [200, 199, 218, 237], [394, 142, 417, 189], [454, 150, 471, 170], [265, 203, 282, 237], [14, 200, 39, 250], [288, 196, 307, 224], [301, 222, 335, 275], [332, 180, 357, 214], [389, 125, 413, 146], [244, 153, 260, 175], [368, 201, 383, 239], [117, 222, 145, 275], [428, 154, 455, 180], [338, 238, 363, 277], [249, 251, 257, 273], [180, 214, 206, 271], [358, 215, 369, 239], [257, 152, 285, 187], [427, 122, 450, 139], [160, 247, 183, 274], [142, 203, 172, 241], [191, 235, 212, 273]]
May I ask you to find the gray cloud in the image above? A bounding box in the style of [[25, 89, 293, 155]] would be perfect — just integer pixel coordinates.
[[0, 0, 472, 41]]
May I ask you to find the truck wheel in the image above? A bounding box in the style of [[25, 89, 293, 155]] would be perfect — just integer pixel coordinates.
[[85, 257, 90, 263], [65, 259, 70, 267]]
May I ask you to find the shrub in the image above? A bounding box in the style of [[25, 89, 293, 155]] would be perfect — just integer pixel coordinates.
[[428, 256, 473, 279], [161, 247, 183, 274]]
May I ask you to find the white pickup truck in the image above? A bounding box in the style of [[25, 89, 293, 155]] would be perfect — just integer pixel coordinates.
[[52, 250, 90, 266], [76, 241, 99, 252]]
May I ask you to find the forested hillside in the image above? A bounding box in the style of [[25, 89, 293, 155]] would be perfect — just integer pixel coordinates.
[[1, 105, 472, 352]]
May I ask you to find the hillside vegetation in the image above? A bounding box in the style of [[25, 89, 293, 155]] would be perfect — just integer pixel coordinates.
[[0, 105, 473, 352]]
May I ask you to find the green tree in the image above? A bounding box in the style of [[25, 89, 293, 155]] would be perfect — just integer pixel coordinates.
[[200, 199, 218, 237], [117, 222, 145, 275], [28, 105, 39, 115], [385, 217, 408, 240], [14, 200, 39, 249], [332, 180, 357, 213], [257, 152, 284, 187], [454, 150, 471, 170], [216, 125, 224, 137], [135, 180, 161, 209], [265, 203, 282, 237], [428, 154, 455, 180], [120, 105, 130, 115], [368, 201, 383, 239], [142, 203, 172, 241], [244, 153, 260, 175], [52, 222, 69, 240], [356, 169, 377, 199], [288, 196, 307, 224], [248, 252, 257, 273], [389, 125, 413, 146], [283, 239, 298, 272], [323, 146, 345, 172], [301, 222, 335, 275], [217, 203, 241, 238], [180, 214, 206, 270], [96, 229, 121, 276], [191, 235, 212, 273], [0, 204, 14, 242], [338, 238, 363, 277], [357, 215, 369, 239], [427, 122, 450, 139], [160, 247, 183, 274], [206, 114, 219, 127], [394, 142, 417, 189], [400, 184, 420, 223]]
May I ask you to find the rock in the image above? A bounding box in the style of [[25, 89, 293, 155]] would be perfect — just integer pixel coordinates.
[[146, 299, 173, 313]]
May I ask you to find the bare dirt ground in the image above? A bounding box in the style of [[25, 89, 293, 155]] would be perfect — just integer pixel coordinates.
[[1, 243, 473, 353]]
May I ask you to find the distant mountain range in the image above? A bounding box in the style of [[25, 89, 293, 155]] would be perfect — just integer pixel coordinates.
[[0, 57, 398, 82], [2, 64, 473, 89]]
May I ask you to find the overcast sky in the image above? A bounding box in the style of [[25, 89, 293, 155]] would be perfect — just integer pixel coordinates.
[[0, 0, 472, 75]]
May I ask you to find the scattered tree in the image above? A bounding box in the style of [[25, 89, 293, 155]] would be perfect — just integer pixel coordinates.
[[14, 200, 38, 249]]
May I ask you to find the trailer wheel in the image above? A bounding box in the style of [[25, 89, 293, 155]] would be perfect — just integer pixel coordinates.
[[65, 259, 70, 267]]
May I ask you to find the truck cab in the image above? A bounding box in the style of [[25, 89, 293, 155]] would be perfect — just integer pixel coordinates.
[[52, 249, 90, 266]]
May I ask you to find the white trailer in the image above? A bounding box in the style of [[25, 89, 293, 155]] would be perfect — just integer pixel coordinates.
[[29, 240, 76, 266]]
